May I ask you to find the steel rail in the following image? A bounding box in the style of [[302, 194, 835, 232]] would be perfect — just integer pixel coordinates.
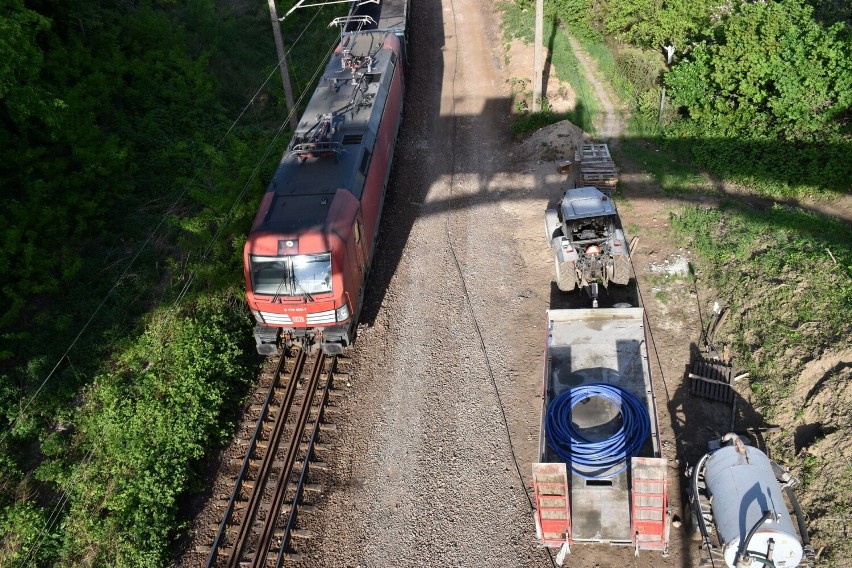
[[204, 348, 306, 568], [274, 354, 335, 568], [255, 351, 328, 567], [204, 348, 337, 568], [205, 350, 293, 568], [223, 348, 309, 567]]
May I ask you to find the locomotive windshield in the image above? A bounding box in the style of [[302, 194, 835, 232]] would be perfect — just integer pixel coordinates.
[[292, 254, 332, 294], [250, 253, 332, 296]]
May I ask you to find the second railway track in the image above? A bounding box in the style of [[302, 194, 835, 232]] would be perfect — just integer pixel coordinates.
[[200, 348, 345, 567]]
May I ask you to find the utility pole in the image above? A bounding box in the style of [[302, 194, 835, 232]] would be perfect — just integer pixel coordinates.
[[267, 0, 299, 130], [532, 0, 543, 112]]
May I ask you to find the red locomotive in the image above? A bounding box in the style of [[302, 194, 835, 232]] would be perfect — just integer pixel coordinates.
[[244, 2, 408, 355]]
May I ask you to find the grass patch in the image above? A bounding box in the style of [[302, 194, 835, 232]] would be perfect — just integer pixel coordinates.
[[619, 138, 708, 195], [669, 203, 852, 414], [500, 3, 598, 134]]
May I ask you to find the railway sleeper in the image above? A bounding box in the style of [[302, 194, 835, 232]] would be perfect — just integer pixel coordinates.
[[288, 529, 314, 540], [279, 503, 316, 514], [277, 552, 305, 562], [230, 456, 261, 466], [293, 460, 329, 472], [213, 499, 247, 509], [234, 437, 270, 451]]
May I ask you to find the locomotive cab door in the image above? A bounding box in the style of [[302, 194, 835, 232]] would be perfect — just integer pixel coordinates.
[[351, 215, 368, 305]]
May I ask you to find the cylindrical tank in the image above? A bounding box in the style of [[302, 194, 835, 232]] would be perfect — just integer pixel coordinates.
[[704, 444, 803, 568]]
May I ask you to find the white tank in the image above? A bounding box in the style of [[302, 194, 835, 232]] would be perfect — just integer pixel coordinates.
[[704, 444, 803, 568]]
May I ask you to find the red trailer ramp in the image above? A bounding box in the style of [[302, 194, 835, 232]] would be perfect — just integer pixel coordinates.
[[532, 462, 571, 547], [631, 457, 669, 552]]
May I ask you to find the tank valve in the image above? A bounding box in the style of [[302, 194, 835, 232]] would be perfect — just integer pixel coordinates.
[[722, 432, 748, 457]]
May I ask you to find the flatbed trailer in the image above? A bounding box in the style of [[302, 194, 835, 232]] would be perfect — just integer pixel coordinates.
[[533, 308, 670, 556]]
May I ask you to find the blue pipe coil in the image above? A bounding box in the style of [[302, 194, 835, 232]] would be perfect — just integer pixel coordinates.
[[545, 383, 650, 479]]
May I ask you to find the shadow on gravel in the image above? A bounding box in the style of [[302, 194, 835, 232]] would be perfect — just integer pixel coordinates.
[[359, 106, 850, 329]]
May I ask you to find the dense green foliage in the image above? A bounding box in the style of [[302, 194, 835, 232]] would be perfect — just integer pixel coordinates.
[[58, 295, 255, 566], [1, 0, 340, 565], [603, 0, 713, 51], [511, 0, 852, 197], [662, 0, 852, 195], [665, 1, 851, 140]]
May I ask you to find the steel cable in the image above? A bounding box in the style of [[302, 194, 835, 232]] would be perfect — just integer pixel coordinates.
[[545, 383, 650, 478]]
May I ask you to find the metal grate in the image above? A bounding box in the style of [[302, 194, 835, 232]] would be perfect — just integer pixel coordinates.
[[688, 357, 735, 403]]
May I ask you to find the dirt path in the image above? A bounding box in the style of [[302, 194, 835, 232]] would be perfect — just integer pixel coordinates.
[[566, 35, 624, 141]]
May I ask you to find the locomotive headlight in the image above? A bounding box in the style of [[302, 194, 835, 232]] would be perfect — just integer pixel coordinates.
[[251, 309, 265, 323], [335, 303, 350, 322]]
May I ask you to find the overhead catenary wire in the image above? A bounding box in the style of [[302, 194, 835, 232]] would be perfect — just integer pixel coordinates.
[[20, 25, 338, 566], [0, 6, 327, 451]]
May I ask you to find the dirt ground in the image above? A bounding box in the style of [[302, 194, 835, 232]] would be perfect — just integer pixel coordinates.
[[174, 0, 849, 564]]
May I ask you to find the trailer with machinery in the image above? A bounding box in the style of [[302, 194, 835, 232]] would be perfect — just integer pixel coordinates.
[[545, 186, 631, 293], [532, 307, 670, 559], [531, 308, 815, 567]]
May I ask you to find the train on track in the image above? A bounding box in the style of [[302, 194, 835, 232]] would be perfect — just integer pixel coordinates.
[[244, 0, 409, 355]]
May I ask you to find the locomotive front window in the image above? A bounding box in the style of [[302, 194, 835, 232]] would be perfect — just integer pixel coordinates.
[[292, 253, 332, 295], [250, 256, 292, 296]]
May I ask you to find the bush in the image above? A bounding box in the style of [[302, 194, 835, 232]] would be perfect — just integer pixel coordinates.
[[54, 292, 258, 567]]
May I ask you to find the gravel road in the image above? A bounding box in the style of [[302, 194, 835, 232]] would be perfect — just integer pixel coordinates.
[[303, 0, 682, 565], [304, 0, 549, 564]]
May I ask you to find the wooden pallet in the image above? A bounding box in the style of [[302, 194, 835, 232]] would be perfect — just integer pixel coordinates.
[[575, 143, 612, 162], [575, 143, 618, 187]]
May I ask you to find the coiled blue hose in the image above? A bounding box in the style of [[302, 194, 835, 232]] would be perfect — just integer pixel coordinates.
[[545, 383, 650, 479]]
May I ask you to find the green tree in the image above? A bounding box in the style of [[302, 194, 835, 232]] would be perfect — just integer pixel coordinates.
[[665, 0, 852, 140], [603, 0, 713, 54]]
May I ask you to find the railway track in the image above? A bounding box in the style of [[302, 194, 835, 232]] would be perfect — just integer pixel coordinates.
[[200, 348, 345, 567]]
